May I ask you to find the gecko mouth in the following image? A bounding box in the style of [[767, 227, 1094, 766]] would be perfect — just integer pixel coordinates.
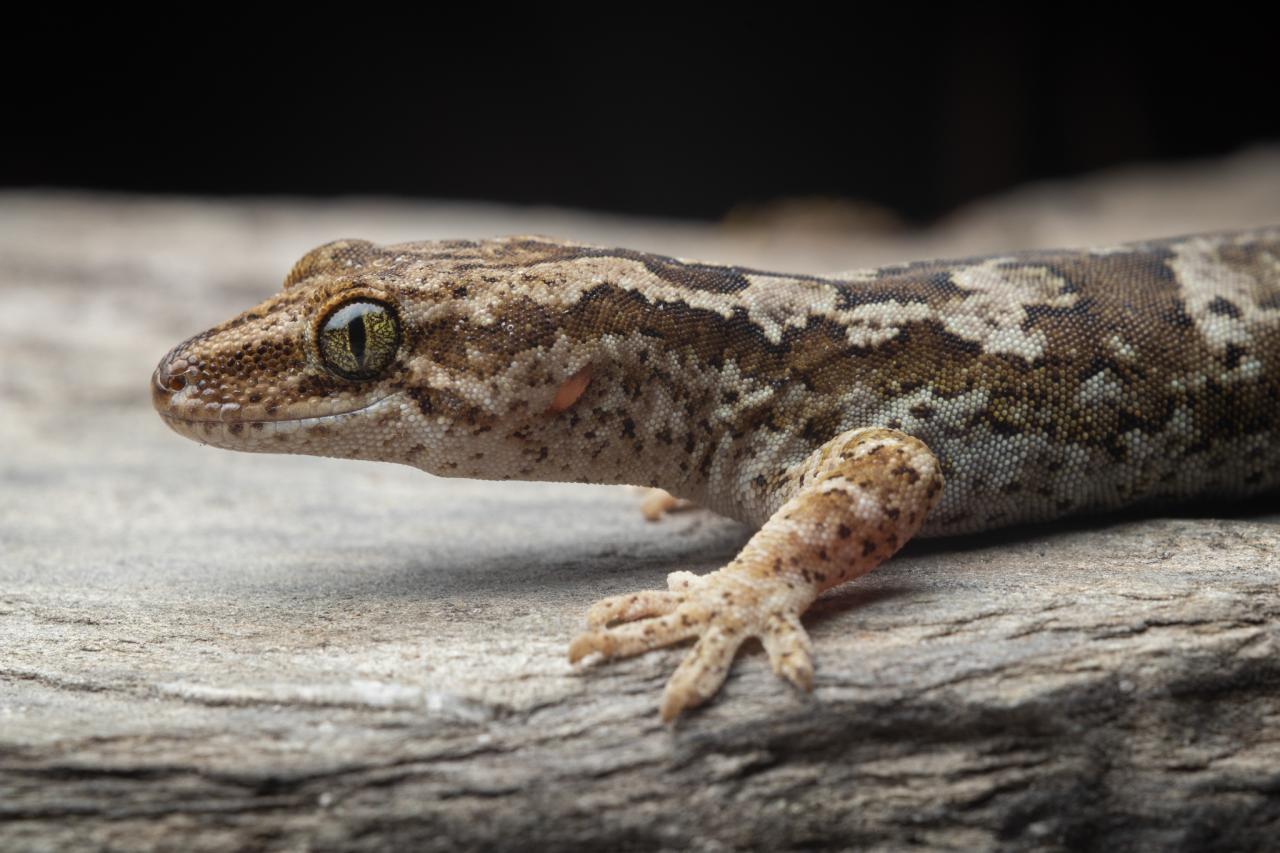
[[156, 395, 397, 452], [156, 394, 393, 428], [154, 389, 386, 427]]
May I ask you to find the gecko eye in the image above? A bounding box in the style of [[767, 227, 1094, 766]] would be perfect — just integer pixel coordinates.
[[317, 298, 401, 380]]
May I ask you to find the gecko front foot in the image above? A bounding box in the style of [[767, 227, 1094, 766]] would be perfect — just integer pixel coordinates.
[[569, 568, 816, 721], [571, 427, 943, 721]]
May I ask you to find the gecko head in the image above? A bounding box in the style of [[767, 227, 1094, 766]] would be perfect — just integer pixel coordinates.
[[151, 237, 602, 471]]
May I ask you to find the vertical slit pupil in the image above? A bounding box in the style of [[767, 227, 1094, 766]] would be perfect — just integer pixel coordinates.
[[348, 313, 367, 365]]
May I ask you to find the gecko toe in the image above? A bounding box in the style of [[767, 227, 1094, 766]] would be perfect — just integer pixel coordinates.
[[659, 626, 744, 722], [569, 611, 699, 663], [585, 589, 682, 628], [665, 570, 700, 592], [761, 611, 815, 692]]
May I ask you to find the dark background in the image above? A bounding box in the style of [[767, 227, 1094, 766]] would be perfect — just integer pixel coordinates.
[[9, 26, 1277, 225]]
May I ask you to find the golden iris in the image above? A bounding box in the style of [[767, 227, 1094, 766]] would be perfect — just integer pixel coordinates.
[[318, 299, 400, 380]]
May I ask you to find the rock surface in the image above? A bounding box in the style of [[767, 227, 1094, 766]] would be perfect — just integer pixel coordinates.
[[3, 151, 1280, 851]]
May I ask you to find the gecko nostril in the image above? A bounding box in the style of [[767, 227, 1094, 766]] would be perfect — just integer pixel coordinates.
[[154, 350, 198, 393]]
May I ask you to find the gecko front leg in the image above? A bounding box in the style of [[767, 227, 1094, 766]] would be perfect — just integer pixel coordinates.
[[570, 427, 943, 721]]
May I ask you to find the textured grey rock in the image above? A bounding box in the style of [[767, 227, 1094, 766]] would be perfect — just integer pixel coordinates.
[[3, 156, 1280, 851]]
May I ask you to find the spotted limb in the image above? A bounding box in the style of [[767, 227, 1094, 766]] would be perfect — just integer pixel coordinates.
[[569, 428, 942, 720]]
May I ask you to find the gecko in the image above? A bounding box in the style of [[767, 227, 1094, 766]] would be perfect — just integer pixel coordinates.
[[152, 228, 1280, 721]]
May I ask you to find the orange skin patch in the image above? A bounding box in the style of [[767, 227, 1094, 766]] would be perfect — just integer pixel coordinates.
[[546, 365, 593, 414]]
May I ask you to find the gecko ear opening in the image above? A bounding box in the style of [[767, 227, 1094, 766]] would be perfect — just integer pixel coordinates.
[[283, 239, 377, 289], [546, 365, 593, 414]]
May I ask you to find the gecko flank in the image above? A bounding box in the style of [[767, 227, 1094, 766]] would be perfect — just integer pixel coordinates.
[[153, 229, 1280, 720]]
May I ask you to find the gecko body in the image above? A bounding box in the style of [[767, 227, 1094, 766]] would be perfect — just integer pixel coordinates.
[[153, 229, 1280, 719]]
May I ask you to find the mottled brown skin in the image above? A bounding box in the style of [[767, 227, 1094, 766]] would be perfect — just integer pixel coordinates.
[[153, 228, 1280, 719]]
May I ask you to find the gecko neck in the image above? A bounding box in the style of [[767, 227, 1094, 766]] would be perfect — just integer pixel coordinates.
[[409, 281, 827, 523]]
